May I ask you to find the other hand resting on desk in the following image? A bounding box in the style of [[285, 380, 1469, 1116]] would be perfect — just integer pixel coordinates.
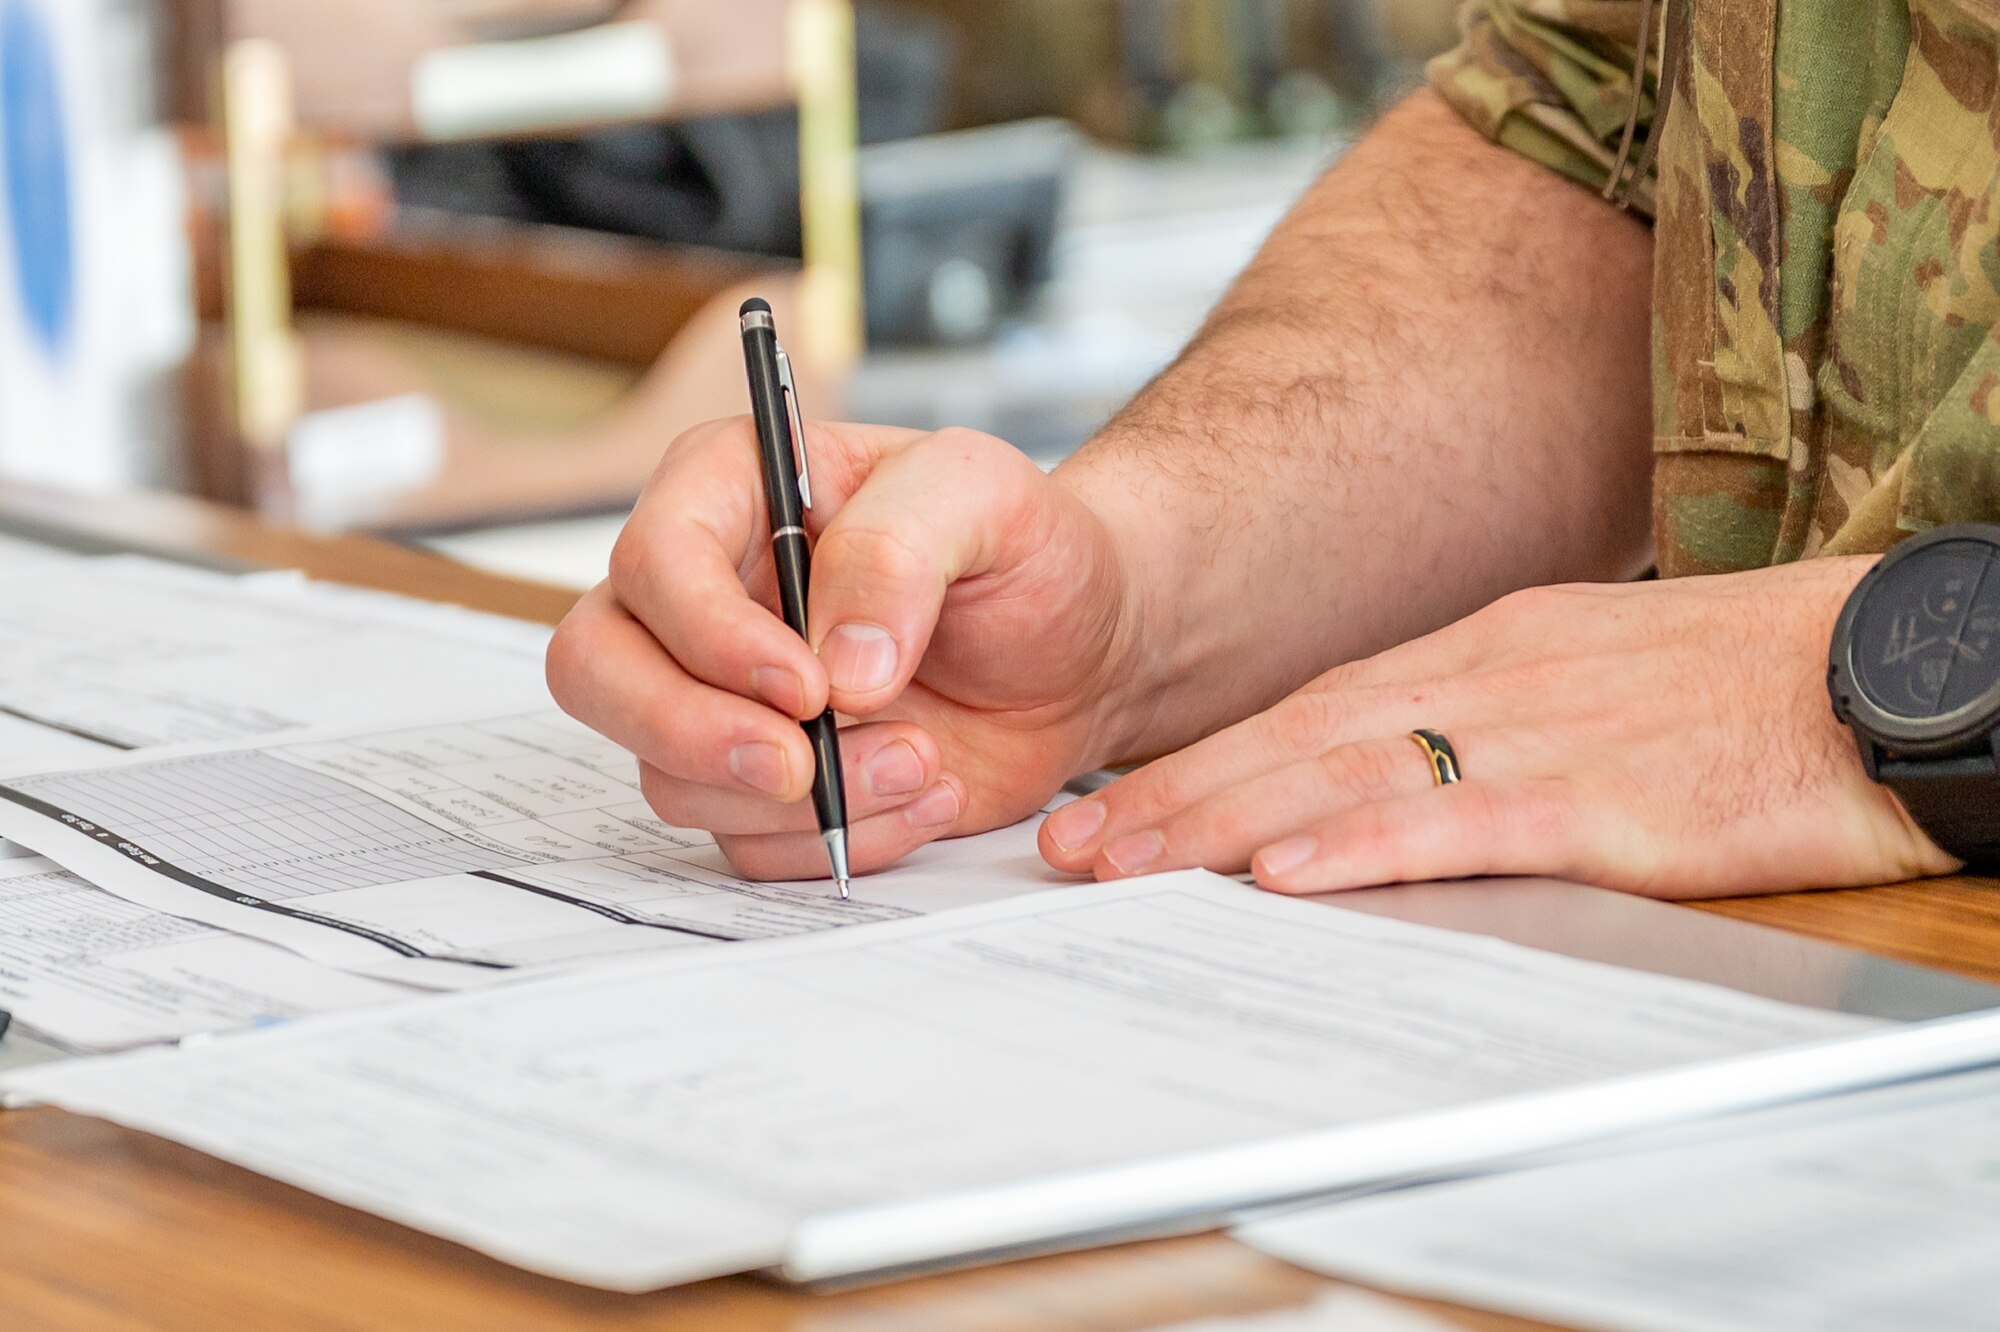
[[1038, 559, 1957, 898]]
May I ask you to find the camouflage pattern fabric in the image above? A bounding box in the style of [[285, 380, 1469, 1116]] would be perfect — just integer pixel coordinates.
[[1430, 0, 2000, 576]]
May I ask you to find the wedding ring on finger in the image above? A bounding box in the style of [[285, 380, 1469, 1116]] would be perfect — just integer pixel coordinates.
[[1408, 729, 1462, 787]]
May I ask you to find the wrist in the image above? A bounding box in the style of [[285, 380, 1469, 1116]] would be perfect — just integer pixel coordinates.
[[1052, 440, 1199, 771]]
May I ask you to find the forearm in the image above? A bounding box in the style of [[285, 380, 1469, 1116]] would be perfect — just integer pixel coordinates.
[[1059, 91, 1656, 764]]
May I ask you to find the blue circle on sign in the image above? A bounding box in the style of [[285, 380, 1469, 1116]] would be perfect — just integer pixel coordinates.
[[1, 0, 75, 359]]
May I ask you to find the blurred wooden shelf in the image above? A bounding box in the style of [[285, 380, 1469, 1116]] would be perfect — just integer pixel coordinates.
[[175, 0, 860, 534], [185, 255, 822, 533], [178, 0, 796, 140], [289, 219, 774, 367]]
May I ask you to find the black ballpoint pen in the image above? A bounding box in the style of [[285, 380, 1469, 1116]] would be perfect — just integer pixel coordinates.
[[738, 298, 852, 897]]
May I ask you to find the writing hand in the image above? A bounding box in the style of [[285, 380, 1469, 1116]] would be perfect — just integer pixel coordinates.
[[549, 418, 1148, 879]]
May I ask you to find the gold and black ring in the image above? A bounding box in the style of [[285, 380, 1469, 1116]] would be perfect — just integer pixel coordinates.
[[1408, 729, 1462, 787]]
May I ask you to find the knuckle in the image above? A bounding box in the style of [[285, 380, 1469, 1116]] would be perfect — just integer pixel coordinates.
[[1457, 780, 1510, 830], [543, 623, 588, 711], [1515, 777, 1604, 878], [1490, 585, 1547, 620], [1318, 741, 1407, 800], [1310, 659, 1366, 694], [544, 601, 613, 713], [818, 523, 932, 591], [607, 525, 665, 597], [631, 698, 715, 778], [1180, 802, 1253, 858], [712, 833, 787, 882], [637, 764, 691, 820], [1117, 756, 1197, 823], [639, 766, 721, 833], [1341, 800, 1402, 860], [921, 427, 1038, 494], [1490, 582, 1576, 623], [1497, 581, 1594, 621], [684, 586, 744, 651], [641, 417, 743, 492], [926, 425, 1000, 462], [1270, 690, 1344, 751], [673, 415, 753, 460], [1483, 652, 1572, 698], [1454, 781, 1534, 848]]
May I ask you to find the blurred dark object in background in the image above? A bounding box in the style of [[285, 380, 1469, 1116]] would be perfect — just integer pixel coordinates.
[[387, 1, 1070, 349], [498, 110, 806, 256], [388, 1, 956, 256], [860, 120, 1071, 347]]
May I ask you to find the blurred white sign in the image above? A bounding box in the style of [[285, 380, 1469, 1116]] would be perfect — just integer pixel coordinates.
[[412, 20, 676, 142], [287, 393, 446, 531], [0, 0, 190, 490]]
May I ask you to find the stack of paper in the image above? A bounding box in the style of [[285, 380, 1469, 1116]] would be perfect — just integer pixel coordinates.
[[0, 706, 1072, 987], [1, 873, 1868, 1290], [7, 530, 2000, 1324], [1238, 1067, 2000, 1332], [0, 544, 1074, 1044], [0, 550, 554, 1045], [0, 556, 551, 764], [0, 854, 412, 1051]]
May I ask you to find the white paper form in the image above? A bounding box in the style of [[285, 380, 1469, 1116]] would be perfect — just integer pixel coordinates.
[[0, 713, 109, 780], [0, 532, 87, 574], [1240, 1066, 2000, 1332], [0, 854, 413, 1052], [0, 557, 551, 862], [0, 557, 550, 756], [0, 646, 128, 862], [1, 874, 1863, 1291], [0, 709, 1076, 986]]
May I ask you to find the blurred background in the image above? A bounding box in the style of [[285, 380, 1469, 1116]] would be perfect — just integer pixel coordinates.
[[0, 0, 1460, 587]]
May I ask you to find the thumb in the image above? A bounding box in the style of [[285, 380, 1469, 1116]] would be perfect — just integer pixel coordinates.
[[806, 428, 1043, 715]]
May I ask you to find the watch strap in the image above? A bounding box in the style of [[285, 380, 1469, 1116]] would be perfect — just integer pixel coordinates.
[[1877, 753, 2000, 866]]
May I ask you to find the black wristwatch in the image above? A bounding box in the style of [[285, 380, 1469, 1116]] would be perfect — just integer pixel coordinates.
[[1828, 523, 2000, 865]]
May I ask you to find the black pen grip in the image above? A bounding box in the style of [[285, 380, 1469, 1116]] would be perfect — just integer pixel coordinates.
[[771, 529, 849, 831], [805, 709, 848, 834]]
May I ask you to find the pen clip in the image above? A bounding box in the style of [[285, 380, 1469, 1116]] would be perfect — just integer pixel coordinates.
[[775, 343, 813, 512]]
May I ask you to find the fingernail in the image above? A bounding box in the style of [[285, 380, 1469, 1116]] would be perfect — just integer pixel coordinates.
[[1045, 799, 1107, 854], [1256, 835, 1317, 878], [1102, 830, 1165, 876], [822, 623, 899, 695], [727, 742, 792, 798], [750, 665, 806, 717], [866, 740, 925, 797], [905, 782, 961, 829]]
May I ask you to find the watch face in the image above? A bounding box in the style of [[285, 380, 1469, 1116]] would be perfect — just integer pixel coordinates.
[[1850, 537, 2000, 725]]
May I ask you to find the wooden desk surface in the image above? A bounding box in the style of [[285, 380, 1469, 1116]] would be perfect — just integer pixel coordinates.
[[2, 482, 1994, 1332]]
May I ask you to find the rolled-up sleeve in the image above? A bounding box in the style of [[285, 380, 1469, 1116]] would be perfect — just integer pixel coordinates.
[[1427, 1, 1661, 214]]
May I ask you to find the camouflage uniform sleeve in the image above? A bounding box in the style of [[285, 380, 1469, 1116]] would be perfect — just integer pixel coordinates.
[[1427, 1, 1662, 215]]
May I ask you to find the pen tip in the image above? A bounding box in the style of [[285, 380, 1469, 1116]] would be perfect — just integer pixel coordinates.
[[837, 877, 851, 901]]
